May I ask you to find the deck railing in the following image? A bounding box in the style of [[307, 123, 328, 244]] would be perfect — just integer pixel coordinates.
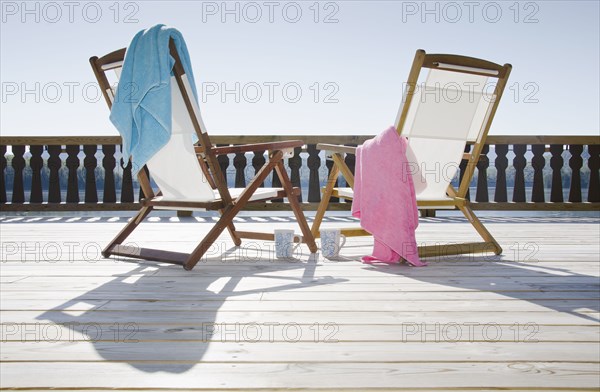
[[0, 135, 598, 212]]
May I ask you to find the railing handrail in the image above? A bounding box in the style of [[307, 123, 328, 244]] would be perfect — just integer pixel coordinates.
[[1, 135, 599, 146]]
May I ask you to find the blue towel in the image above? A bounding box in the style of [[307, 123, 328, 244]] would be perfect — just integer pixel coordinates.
[[109, 24, 199, 175]]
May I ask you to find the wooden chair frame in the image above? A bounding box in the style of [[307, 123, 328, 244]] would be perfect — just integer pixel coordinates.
[[90, 39, 317, 270], [311, 49, 512, 259]]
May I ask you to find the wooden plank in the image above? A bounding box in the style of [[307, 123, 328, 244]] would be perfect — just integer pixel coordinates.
[[5, 310, 598, 325], [0, 135, 374, 146], [3, 290, 598, 302], [0, 202, 140, 211], [3, 298, 598, 313], [3, 270, 598, 287], [0, 275, 28, 283], [3, 289, 598, 302], [1, 266, 599, 278], [1, 134, 598, 146], [0, 390, 584, 392], [1, 258, 598, 267], [3, 282, 598, 296], [1, 259, 599, 272], [10, 274, 600, 285], [3, 323, 595, 343], [5, 252, 598, 264], [0, 362, 598, 389], [2, 341, 599, 362], [0, 136, 122, 145], [486, 135, 600, 145], [2, 283, 597, 294], [471, 202, 600, 211], [0, 202, 355, 212]]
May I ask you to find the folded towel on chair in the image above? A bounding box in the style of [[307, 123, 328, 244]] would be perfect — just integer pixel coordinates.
[[351, 126, 425, 267], [110, 24, 199, 175]]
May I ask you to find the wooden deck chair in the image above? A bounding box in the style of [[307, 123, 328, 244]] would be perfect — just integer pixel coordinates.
[[312, 50, 512, 258], [90, 40, 317, 270]]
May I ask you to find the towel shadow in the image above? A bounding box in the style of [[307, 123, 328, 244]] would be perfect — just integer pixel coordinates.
[[358, 252, 599, 323]]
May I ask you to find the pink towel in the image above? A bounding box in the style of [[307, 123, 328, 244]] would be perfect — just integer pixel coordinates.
[[352, 126, 426, 267]]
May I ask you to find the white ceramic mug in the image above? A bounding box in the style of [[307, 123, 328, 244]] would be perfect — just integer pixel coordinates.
[[274, 229, 302, 259], [320, 228, 347, 258]]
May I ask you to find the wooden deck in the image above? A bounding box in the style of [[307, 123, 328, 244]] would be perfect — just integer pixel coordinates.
[[1, 213, 599, 391]]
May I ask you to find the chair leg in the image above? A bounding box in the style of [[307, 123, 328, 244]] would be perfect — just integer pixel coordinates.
[[184, 205, 238, 270], [311, 163, 339, 237], [102, 206, 153, 258], [417, 204, 502, 259], [275, 162, 318, 253], [184, 155, 280, 270], [331, 153, 355, 188], [458, 204, 502, 255], [220, 209, 242, 246]]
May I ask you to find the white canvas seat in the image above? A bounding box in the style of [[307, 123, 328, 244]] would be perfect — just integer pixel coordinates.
[[335, 187, 354, 199], [152, 188, 282, 207], [312, 50, 512, 258], [143, 79, 286, 206]]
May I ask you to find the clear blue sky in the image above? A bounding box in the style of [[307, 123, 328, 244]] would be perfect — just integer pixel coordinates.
[[1, 0, 599, 136]]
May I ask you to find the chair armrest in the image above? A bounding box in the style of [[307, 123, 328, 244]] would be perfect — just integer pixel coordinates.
[[196, 140, 304, 156], [319, 145, 486, 159], [463, 152, 488, 162], [317, 143, 357, 155]]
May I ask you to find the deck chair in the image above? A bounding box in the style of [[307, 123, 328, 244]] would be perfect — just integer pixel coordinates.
[[312, 50, 512, 258], [90, 39, 317, 270]]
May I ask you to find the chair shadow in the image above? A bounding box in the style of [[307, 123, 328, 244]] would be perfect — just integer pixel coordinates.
[[358, 252, 600, 323], [36, 250, 346, 373]]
